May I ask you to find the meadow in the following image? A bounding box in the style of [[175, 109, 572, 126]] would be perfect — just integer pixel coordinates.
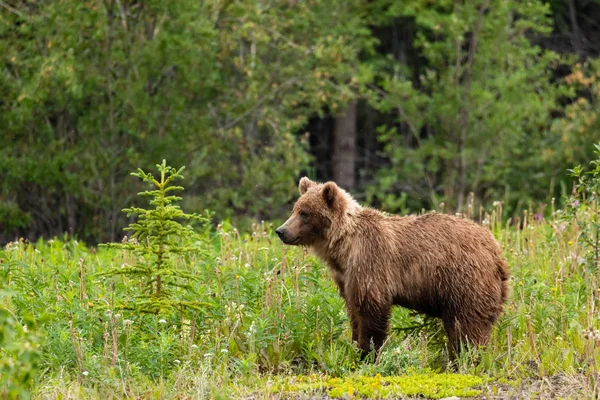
[[2, 166, 600, 399]]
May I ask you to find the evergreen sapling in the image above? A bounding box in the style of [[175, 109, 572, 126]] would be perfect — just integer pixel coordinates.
[[100, 160, 211, 315]]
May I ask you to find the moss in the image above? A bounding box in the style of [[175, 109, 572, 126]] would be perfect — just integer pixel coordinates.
[[272, 372, 486, 399]]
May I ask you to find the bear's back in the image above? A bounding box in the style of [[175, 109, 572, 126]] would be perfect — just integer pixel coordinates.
[[348, 211, 507, 316]]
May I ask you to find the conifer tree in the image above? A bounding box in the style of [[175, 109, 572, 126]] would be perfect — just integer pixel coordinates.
[[101, 160, 210, 315]]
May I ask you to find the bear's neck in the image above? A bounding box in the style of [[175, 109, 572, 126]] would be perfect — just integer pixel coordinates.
[[315, 207, 372, 273]]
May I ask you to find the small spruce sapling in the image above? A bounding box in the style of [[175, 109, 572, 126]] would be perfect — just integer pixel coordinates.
[[100, 160, 211, 315], [564, 143, 600, 271]]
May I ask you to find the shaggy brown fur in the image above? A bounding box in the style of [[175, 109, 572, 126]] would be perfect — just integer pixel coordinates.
[[276, 177, 510, 358]]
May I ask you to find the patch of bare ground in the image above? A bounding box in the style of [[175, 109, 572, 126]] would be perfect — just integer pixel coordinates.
[[477, 373, 591, 399]]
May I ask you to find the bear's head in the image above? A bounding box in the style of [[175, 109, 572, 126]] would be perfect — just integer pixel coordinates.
[[276, 177, 359, 246]]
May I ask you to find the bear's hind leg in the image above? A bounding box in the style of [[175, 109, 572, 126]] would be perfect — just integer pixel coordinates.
[[443, 316, 493, 359]]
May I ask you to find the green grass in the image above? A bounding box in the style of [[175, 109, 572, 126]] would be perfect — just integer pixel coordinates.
[[1, 207, 599, 399]]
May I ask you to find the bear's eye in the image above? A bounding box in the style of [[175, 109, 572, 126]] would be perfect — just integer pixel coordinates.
[[299, 211, 309, 219]]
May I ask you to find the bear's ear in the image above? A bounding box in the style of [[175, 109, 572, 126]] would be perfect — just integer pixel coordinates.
[[299, 177, 315, 195], [322, 182, 339, 209]]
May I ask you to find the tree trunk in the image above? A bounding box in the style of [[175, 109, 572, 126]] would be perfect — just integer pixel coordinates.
[[567, 0, 584, 58], [332, 102, 357, 190], [455, 0, 489, 213]]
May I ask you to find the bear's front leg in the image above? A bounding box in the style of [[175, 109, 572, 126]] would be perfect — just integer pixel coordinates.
[[356, 303, 391, 360], [333, 272, 359, 343], [348, 304, 359, 343]]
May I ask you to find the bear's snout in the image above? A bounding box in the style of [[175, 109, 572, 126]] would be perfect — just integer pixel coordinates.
[[275, 227, 285, 239], [275, 225, 299, 245]]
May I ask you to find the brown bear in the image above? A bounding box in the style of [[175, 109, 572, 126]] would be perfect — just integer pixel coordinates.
[[276, 177, 509, 359]]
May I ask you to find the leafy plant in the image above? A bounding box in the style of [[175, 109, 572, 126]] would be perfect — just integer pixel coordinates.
[[100, 160, 211, 315], [366, 0, 565, 214], [0, 290, 42, 400], [563, 143, 600, 270]]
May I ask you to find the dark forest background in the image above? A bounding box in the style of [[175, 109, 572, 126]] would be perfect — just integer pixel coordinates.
[[2, 0, 600, 244]]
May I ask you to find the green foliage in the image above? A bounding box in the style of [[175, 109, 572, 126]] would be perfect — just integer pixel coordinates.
[[560, 143, 600, 270], [365, 0, 572, 214], [100, 160, 210, 315], [0, 0, 374, 242], [0, 290, 43, 399], [2, 0, 600, 242]]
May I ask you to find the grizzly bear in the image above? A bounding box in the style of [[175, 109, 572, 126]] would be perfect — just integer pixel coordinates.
[[276, 177, 509, 358]]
